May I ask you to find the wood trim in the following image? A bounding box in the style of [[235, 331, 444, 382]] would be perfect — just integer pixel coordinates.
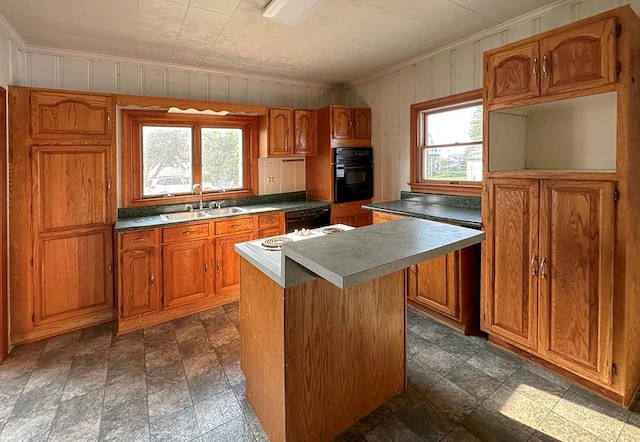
[[115, 94, 268, 116], [409, 89, 483, 196], [486, 170, 618, 181], [0, 86, 6, 361], [408, 182, 482, 197], [121, 109, 259, 208]]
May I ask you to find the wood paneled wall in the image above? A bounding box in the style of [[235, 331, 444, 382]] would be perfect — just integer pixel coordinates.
[[345, 0, 640, 202]]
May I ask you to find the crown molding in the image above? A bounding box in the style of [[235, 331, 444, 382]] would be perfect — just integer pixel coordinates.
[[0, 12, 26, 49], [345, 0, 579, 87]]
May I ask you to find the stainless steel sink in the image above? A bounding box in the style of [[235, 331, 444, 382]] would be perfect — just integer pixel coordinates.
[[160, 206, 249, 222], [160, 211, 210, 222], [204, 207, 249, 217]]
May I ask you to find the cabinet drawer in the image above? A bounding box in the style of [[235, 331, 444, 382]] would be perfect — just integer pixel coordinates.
[[257, 213, 282, 229], [121, 229, 157, 250], [162, 223, 210, 243], [372, 211, 406, 224], [215, 217, 254, 235]]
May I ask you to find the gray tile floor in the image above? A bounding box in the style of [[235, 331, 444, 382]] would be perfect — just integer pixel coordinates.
[[0, 303, 639, 441]]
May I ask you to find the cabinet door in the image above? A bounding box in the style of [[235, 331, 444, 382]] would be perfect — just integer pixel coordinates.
[[483, 179, 539, 350], [408, 253, 459, 320], [215, 232, 254, 295], [294, 110, 317, 156], [120, 248, 159, 318], [353, 213, 372, 227], [34, 227, 113, 325], [541, 18, 616, 96], [353, 108, 371, 140], [162, 240, 211, 307], [331, 106, 353, 139], [30, 91, 112, 139], [268, 108, 294, 156], [538, 180, 614, 384], [486, 41, 540, 105]]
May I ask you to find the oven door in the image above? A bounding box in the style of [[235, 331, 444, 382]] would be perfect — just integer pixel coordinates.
[[334, 163, 373, 203]]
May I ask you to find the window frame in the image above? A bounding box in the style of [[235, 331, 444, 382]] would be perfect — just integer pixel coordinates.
[[409, 89, 483, 197], [121, 109, 259, 208]]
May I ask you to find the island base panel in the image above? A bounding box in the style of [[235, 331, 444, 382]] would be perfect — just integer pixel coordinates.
[[240, 259, 406, 441]]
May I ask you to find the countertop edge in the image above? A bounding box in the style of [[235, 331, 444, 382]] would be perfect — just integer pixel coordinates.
[[362, 202, 482, 229]]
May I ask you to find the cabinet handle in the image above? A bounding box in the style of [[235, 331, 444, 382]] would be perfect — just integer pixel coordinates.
[[130, 237, 145, 242], [540, 257, 548, 279], [181, 230, 194, 235], [265, 219, 275, 224], [150, 272, 155, 287], [410, 264, 417, 274], [108, 262, 113, 274], [216, 261, 220, 272], [542, 55, 549, 78], [205, 262, 209, 273], [231, 224, 240, 228], [530, 255, 539, 276], [348, 120, 353, 128], [532, 58, 538, 79]]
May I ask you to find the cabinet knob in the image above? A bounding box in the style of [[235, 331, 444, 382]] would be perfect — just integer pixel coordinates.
[[205, 262, 209, 273]]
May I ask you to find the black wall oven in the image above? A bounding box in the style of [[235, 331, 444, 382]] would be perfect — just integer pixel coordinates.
[[334, 147, 374, 203]]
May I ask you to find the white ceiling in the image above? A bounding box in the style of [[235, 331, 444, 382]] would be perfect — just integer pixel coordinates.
[[0, 0, 556, 86]]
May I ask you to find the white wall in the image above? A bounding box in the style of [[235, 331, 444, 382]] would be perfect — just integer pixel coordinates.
[[345, 0, 640, 202]]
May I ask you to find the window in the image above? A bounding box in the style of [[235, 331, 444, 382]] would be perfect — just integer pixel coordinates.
[[410, 90, 483, 196], [122, 110, 258, 207]]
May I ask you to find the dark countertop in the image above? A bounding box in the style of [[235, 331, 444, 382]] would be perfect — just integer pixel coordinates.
[[362, 200, 482, 229], [114, 199, 331, 232]]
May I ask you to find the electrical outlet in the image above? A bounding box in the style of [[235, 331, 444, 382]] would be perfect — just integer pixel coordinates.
[[268, 176, 276, 183]]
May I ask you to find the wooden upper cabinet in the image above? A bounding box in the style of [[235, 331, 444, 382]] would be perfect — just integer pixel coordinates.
[[541, 18, 616, 96], [330, 106, 371, 142], [537, 180, 614, 384], [483, 178, 540, 350], [30, 91, 112, 139], [353, 108, 371, 140], [268, 108, 294, 156], [294, 110, 317, 156], [486, 41, 541, 105], [485, 16, 617, 106], [266, 108, 317, 157]]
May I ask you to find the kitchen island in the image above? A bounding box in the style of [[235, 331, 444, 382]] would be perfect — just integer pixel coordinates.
[[234, 218, 484, 441]]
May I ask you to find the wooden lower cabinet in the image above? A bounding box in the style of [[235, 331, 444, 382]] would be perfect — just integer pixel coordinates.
[[333, 200, 373, 227], [215, 232, 254, 295], [372, 210, 480, 334], [483, 178, 616, 393], [117, 213, 268, 333], [120, 247, 160, 318], [162, 240, 212, 307]]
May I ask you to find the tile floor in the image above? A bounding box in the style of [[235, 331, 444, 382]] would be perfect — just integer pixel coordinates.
[[0, 303, 639, 441]]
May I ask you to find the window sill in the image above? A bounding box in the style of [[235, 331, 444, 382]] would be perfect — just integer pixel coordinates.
[[409, 182, 482, 197]]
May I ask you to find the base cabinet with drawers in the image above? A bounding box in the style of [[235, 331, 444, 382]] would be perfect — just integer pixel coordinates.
[[372, 211, 480, 334], [116, 212, 285, 333]]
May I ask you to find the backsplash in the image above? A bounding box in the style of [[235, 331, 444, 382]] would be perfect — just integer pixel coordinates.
[[259, 158, 306, 195], [400, 191, 481, 209], [118, 191, 308, 218]]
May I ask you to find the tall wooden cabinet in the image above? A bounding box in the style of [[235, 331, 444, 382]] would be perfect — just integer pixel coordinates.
[[9, 87, 116, 344], [482, 6, 640, 407]]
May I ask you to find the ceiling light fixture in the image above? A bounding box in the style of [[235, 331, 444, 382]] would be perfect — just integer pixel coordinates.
[[262, 0, 326, 25]]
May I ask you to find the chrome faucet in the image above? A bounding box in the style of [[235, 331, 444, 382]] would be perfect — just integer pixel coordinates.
[[192, 184, 203, 210], [208, 200, 225, 210]]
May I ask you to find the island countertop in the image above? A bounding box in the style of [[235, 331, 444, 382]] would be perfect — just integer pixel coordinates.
[[362, 200, 481, 229], [235, 217, 485, 289]]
